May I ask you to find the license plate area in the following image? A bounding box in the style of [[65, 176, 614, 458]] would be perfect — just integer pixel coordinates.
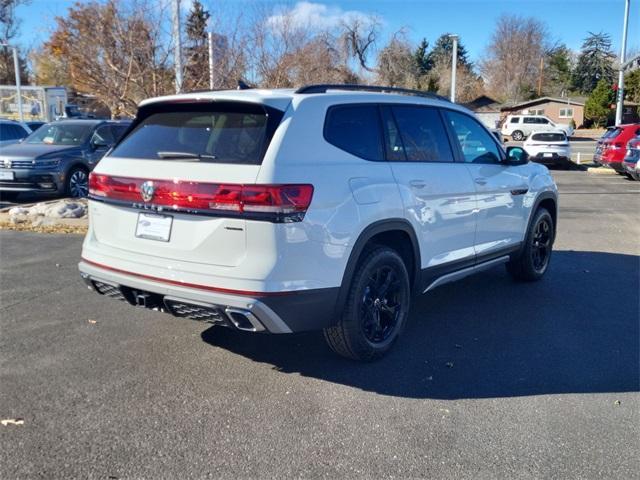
[[135, 213, 173, 242], [0, 171, 15, 180]]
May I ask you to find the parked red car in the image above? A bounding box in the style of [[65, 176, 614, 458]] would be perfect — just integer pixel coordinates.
[[595, 123, 640, 172]]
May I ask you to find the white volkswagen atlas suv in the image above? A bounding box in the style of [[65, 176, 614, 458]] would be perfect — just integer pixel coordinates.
[[79, 84, 558, 361]]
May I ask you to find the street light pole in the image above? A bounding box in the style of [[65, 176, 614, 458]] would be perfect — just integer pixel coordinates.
[[449, 34, 458, 102], [208, 31, 214, 90], [172, 0, 183, 93], [1, 43, 23, 121], [615, 0, 630, 125]]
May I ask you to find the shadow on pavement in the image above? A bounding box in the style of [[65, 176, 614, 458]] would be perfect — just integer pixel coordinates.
[[202, 250, 639, 399]]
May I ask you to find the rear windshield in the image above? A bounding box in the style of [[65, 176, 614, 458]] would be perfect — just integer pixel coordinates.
[[531, 132, 566, 142], [111, 103, 281, 165], [603, 128, 622, 139]]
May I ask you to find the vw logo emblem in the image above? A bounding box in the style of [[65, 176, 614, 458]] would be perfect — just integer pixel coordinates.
[[140, 181, 155, 202], [3, 158, 10, 168]]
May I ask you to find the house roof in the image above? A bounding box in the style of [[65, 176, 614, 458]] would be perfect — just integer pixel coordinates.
[[501, 96, 586, 111], [463, 95, 502, 112]]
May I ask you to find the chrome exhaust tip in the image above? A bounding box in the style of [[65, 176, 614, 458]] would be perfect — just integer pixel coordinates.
[[225, 307, 265, 332]]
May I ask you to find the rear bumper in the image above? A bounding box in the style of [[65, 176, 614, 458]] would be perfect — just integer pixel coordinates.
[[530, 152, 569, 164], [78, 260, 339, 333]]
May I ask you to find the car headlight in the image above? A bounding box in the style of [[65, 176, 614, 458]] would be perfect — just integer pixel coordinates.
[[34, 158, 61, 168]]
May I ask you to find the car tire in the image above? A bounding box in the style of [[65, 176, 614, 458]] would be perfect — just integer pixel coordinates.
[[512, 130, 524, 141], [65, 166, 89, 198], [324, 246, 411, 361], [506, 207, 554, 282], [0, 191, 19, 202]]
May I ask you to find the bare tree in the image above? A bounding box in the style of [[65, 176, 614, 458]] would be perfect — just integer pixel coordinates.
[[430, 58, 484, 103], [338, 15, 381, 73], [375, 31, 419, 88], [44, 0, 172, 117], [480, 14, 549, 101], [0, 0, 30, 83]]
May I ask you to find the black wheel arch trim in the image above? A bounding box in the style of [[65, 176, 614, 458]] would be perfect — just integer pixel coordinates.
[[333, 219, 421, 321], [531, 191, 558, 229], [518, 191, 558, 258]]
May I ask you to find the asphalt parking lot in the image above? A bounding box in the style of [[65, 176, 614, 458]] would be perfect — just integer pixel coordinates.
[[0, 170, 638, 479]]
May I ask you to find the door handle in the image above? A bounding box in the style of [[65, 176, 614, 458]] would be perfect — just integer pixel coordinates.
[[474, 178, 487, 186], [409, 180, 427, 189]]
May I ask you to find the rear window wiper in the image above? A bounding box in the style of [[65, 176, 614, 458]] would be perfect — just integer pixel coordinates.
[[156, 151, 217, 161]]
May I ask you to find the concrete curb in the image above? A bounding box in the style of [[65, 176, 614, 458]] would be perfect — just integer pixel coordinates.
[[587, 167, 617, 175]]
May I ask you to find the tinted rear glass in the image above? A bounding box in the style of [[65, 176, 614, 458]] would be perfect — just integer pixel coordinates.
[[531, 133, 566, 142], [324, 105, 383, 161], [111, 103, 278, 165], [389, 106, 454, 162]]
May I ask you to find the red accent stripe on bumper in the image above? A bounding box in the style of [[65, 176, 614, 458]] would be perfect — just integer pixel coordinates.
[[81, 257, 291, 297]]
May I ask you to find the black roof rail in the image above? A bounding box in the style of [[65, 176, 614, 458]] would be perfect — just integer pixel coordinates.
[[294, 84, 451, 102]]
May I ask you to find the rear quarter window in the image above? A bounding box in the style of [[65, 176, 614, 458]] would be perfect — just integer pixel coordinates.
[[324, 105, 383, 161]]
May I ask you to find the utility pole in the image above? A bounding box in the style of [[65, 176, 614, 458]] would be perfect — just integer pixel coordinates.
[[537, 57, 544, 96], [1, 43, 23, 122], [172, 0, 183, 93], [615, 0, 630, 125], [208, 31, 214, 90], [449, 34, 458, 102]]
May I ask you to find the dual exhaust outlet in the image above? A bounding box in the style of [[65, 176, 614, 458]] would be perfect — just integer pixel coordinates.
[[135, 292, 266, 332]]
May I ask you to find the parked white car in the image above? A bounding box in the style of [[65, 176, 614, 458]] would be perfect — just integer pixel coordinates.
[[523, 131, 571, 165], [501, 115, 574, 141], [0, 119, 31, 147], [78, 84, 558, 360]]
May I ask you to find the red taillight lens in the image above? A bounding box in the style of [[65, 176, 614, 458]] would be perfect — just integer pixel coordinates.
[[88, 173, 314, 222]]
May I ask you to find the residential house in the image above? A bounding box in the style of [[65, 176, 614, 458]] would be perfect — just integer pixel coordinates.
[[500, 97, 586, 127]]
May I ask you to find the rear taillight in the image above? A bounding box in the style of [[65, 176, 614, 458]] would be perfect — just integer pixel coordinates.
[[88, 173, 314, 223]]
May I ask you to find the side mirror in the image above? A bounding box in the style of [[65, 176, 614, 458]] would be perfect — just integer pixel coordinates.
[[91, 137, 110, 149], [505, 146, 529, 165]]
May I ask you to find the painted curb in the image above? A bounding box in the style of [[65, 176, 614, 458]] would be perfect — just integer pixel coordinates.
[[587, 167, 617, 175]]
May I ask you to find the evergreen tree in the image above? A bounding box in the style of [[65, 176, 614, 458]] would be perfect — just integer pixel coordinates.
[[413, 38, 432, 75], [624, 69, 640, 103], [585, 78, 615, 127], [572, 32, 615, 94], [183, 0, 211, 91], [544, 44, 572, 96], [427, 34, 472, 69]]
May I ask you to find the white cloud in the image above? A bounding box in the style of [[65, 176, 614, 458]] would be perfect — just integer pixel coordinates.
[[266, 2, 375, 31]]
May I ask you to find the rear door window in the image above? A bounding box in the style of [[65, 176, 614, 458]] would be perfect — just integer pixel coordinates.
[[110, 103, 281, 165], [387, 105, 454, 162], [324, 105, 383, 161], [510, 117, 520, 124]]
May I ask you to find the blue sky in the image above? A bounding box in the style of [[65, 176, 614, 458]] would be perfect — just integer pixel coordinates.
[[15, 0, 640, 63]]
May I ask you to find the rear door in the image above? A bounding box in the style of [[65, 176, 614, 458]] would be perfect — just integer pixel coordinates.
[[443, 109, 529, 258], [89, 101, 284, 267], [383, 104, 477, 273]]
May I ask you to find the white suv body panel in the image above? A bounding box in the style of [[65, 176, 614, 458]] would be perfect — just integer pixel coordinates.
[[80, 88, 558, 333]]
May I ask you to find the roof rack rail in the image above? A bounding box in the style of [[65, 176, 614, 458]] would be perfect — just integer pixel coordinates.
[[294, 84, 451, 102]]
